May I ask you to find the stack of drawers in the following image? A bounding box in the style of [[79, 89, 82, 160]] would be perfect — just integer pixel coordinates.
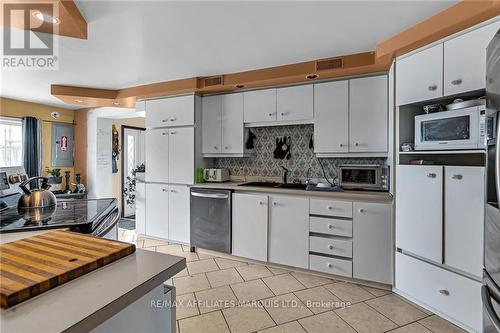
[[309, 198, 353, 278]]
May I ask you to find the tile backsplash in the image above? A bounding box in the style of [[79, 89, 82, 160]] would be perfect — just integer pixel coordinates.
[[214, 125, 386, 183]]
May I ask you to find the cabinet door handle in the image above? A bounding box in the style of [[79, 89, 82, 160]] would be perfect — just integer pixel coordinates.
[[359, 208, 365, 213], [439, 289, 450, 296], [327, 263, 333, 268], [428, 85, 438, 91], [268, 112, 275, 117], [170, 189, 175, 193], [273, 202, 278, 206], [339, 143, 344, 147], [213, 146, 218, 150], [355, 143, 359, 147], [162, 188, 167, 192], [427, 173, 437, 178], [258, 200, 264, 205], [327, 224, 333, 229], [161, 119, 168, 123], [162, 132, 168, 136], [452, 174, 463, 180], [327, 206, 333, 210], [328, 244, 334, 250], [170, 131, 176, 135], [225, 146, 230, 150], [451, 79, 462, 85], [169, 118, 176, 122]]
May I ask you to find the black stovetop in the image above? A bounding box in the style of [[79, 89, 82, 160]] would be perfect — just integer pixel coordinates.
[[0, 196, 116, 233]]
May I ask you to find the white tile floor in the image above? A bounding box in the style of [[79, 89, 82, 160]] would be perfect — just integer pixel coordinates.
[[118, 229, 466, 333]]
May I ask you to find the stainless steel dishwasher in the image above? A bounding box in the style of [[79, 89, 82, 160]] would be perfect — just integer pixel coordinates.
[[190, 188, 232, 253]]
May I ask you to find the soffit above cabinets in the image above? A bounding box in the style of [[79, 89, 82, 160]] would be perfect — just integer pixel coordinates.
[[1, 0, 87, 39], [50, 1, 500, 108]]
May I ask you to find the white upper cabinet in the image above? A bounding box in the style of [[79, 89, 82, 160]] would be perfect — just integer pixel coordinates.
[[444, 166, 485, 278], [314, 80, 349, 154], [243, 89, 277, 123], [276, 85, 313, 122], [349, 76, 388, 153], [202, 95, 222, 154], [444, 21, 500, 96], [145, 95, 195, 128], [168, 127, 194, 184], [145, 128, 169, 183], [396, 44, 443, 106], [168, 185, 190, 244], [396, 165, 443, 264], [221, 93, 244, 154]]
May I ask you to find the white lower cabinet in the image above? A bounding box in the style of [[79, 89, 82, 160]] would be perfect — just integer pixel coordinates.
[[444, 166, 485, 278], [232, 193, 268, 261], [396, 165, 443, 263], [269, 195, 309, 269], [353, 202, 392, 284], [135, 182, 146, 235], [168, 185, 190, 244], [396, 252, 482, 332], [309, 254, 352, 278], [145, 183, 169, 240]]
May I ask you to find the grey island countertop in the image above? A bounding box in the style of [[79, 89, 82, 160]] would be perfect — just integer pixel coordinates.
[[0, 248, 185, 333], [191, 181, 393, 203]]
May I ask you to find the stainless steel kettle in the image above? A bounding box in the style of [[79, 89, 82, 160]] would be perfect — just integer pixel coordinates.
[[18, 176, 57, 209]]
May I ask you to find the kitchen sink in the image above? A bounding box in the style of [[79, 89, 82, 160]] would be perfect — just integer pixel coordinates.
[[237, 182, 280, 188], [275, 183, 307, 190], [238, 182, 307, 190]]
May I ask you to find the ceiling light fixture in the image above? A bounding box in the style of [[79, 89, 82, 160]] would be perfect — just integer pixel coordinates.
[[32, 10, 60, 24], [234, 84, 245, 89], [74, 99, 83, 103], [306, 74, 319, 80]]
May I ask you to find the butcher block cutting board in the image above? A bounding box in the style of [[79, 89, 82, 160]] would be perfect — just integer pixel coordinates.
[[0, 230, 135, 308]]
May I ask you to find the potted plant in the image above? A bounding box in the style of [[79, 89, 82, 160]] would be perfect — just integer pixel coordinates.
[[46, 168, 62, 184], [123, 163, 145, 206]]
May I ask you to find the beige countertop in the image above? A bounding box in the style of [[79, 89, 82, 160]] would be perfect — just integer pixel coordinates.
[[191, 181, 393, 203], [0, 244, 185, 333]]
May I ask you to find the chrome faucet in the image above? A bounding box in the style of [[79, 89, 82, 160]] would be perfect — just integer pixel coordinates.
[[281, 166, 289, 184], [305, 167, 312, 186]]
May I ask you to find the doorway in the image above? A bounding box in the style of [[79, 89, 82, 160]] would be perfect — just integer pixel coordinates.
[[121, 125, 145, 218]]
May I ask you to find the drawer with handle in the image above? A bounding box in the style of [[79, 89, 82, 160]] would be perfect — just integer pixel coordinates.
[[310, 216, 352, 237], [310, 236, 352, 258], [309, 254, 352, 278], [310, 198, 352, 218]]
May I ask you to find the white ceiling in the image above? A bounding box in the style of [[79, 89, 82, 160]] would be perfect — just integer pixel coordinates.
[[1, 0, 456, 110]]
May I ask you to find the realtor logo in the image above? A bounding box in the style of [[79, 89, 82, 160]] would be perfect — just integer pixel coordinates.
[[2, 2, 59, 69]]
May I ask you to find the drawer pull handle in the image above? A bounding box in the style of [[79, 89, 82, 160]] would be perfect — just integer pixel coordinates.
[[258, 201, 264, 205], [355, 143, 359, 147], [451, 79, 462, 85], [170, 131, 176, 134], [328, 224, 333, 229], [268, 112, 275, 117], [439, 289, 450, 296], [214, 146, 218, 150], [339, 143, 344, 147], [273, 202, 278, 206], [162, 132, 168, 136], [452, 174, 463, 180], [328, 244, 334, 250], [427, 173, 436, 178], [359, 208, 365, 213], [162, 188, 167, 192], [327, 206, 333, 210], [428, 85, 438, 91], [327, 263, 333, 268], [162, 119, 168, 123]]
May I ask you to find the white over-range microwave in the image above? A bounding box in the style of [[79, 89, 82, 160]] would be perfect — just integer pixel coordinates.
[[414, 105, 487, 150]]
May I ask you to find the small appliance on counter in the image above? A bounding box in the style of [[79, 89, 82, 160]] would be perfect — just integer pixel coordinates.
[[204, 168, 230, 182], [338, 164, 389, 192]]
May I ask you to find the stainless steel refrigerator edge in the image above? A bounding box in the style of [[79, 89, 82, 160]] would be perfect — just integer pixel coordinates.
[[483, 27, 500, 333], [190, 189, 232, 253]]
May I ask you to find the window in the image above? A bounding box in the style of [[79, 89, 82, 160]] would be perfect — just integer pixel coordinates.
[[0, 117, 23, 167]]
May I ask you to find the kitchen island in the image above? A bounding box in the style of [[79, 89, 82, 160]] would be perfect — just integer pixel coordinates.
[[0, 237, 185, 333]]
